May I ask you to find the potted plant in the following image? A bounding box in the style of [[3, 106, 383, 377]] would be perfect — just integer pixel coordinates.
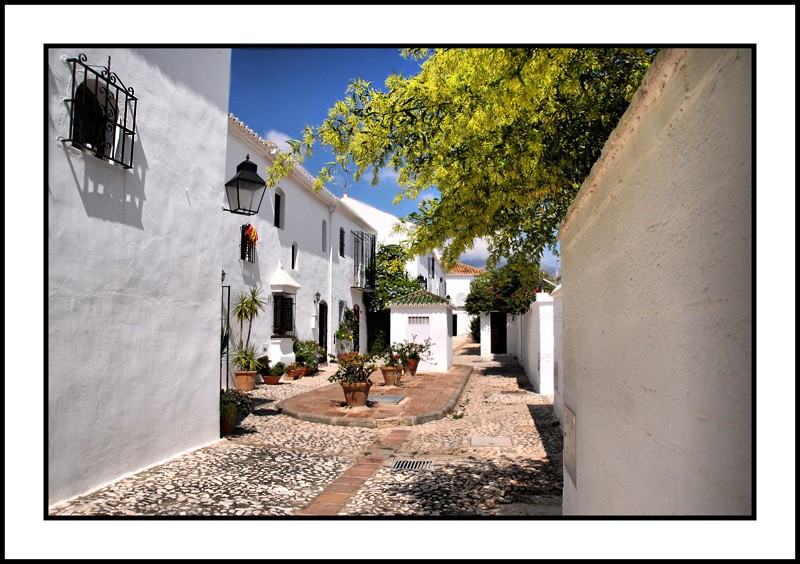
[[327, 353, 377, 407], [334, 306, 358, 359], [397, 336, 434, 377], [232, 286, 266, 351], [379, 346, 403, 386], [231, 286, 266, 390], [285, 362, 304, 380], [220, 393, 237, 436], [232, 343, 259, 390], [269, 362, 286, 383], [294, 339, 325, 375], [257, 355, 281, 385], [220, 388, 252, 436]]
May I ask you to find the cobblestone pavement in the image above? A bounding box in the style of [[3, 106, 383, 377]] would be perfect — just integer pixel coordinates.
[[49, 343, 563, 517]]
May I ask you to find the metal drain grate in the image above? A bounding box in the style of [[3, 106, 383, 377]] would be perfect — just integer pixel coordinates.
[[391, 460, 436, 471]]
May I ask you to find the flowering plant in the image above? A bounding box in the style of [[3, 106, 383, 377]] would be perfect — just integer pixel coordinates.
[[394, 336, 434, 364], [327, 353, 377, 384], [382, 346, 402, 367], [334, 306, 358, 353]]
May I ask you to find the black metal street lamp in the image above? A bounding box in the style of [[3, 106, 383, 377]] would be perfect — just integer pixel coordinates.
[[224, 155, 266, 216]]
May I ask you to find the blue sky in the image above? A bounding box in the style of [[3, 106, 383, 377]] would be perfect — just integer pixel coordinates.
[[228, 47, 559, 271]]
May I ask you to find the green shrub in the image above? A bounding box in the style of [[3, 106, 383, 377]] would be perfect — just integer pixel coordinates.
[[293, 340, 325, 367], [255, 355, 270, 375], [469, 316, 481, 342], [220, 388, 252, 419], [270, 362, 286, 376]]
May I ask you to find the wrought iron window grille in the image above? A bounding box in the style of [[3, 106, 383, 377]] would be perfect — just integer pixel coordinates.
[[272, 292, 296, 338], [351, 231, 376, 290], [240, 224, 256, 263], [63, 54, 138, 169]]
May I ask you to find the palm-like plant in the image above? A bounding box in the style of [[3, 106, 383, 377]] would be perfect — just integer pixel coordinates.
[[232, 286, 266, 349], [243, 286, 266, 348]]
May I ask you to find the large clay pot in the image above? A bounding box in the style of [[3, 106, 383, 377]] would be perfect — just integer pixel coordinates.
[[340, 381, 372, 407], [380, 366, 402, 386], [261, 374, 282, 385], [220, 404, 236, 436], [403, 358, 420, 377], [234, 370, 256, 391]]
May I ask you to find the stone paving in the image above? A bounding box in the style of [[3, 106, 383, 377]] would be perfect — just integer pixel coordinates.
[[49, 343, 564, 517]]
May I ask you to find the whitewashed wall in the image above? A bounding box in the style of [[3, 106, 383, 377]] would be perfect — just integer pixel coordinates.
[[506, 314, 520, 358], [551, 285, 564, 424], [407, 254, 447, 297], [223, 125, 333, 370], [224, 119, 373, 367], [558, 49, 752, 515], [515, 293, 555, 395], [479, 313, 492, 357], [444, 274, 476, 338], [445, 274, 473, 307], [390, 305, 453, 372], [450, 309, 473, 339], [331, 205, 373, 355], [48, 48, 231, 507]]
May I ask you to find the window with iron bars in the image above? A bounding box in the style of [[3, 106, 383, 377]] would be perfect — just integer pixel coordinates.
[[240, 224, 256, 263], [352, 231, 376, 289], [272, 292, 296, 338], [63, 54, 137, 169]]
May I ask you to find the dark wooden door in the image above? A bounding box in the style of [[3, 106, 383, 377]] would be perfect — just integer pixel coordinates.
[[490, 312, 507, 354], [318, 302, 328, 356]]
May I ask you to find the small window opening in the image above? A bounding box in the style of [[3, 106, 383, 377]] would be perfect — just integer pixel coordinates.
[[240, 224, 257, 263]]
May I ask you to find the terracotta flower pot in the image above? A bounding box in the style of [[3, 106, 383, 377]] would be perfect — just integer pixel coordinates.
[[380, 366, 402, 386], [403, 358, 420, 377], [234, 370, 256, 391], [220, 404, 236, 436], [261, 374, 282, 385], [288, 368, 304, 379], [340, 381, 372, 407]]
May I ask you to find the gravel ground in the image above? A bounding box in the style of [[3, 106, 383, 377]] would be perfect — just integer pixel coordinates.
[[339, 346, 564, 516], [49, 343, 563, 517]]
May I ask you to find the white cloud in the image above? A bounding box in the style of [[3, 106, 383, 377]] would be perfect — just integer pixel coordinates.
[[263, 129, 293, 152], [378, 168, 400, 183], [539, 247, 560, 272], [416, 190, 437, 203], [458, 237, 491, 265]]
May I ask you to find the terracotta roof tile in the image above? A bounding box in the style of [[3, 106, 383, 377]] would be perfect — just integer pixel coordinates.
[[388, 290, 450, 307], [447, 262, 485, 275]]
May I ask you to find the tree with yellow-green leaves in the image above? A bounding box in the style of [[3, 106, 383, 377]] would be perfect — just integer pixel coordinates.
[[268, 48, 656, 268]]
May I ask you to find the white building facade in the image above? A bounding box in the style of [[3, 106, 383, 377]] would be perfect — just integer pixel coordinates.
[[48, 48, 233, 507], [224, 116, 377, 372], [47, 52, 381, 508], [388, 291, 454, 373], [444, 262, 484, 339]]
